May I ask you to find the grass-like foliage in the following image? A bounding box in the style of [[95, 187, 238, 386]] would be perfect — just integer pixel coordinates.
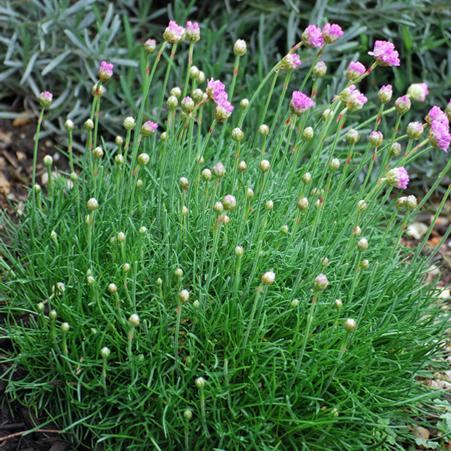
[[1, 19, 450, 449]]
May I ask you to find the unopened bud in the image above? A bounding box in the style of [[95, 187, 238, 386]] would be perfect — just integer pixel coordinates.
[[303, 127, 314, 141], [259, 159, 271, 172], [128, 313, 140, 327], [233, 39, 247, 56], [261, 271, 275, 285], [344, 318, 357, 332]]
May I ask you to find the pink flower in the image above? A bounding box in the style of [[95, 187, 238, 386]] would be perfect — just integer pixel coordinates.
[[378, 84, 393, 103], [290, 91, 315, 114], [185, 20, 200, 42], [429, 120, 450, 152], [368, 40, 400, 67], [426, 106, 448, 126], [340, 85, 367, 111], [141, 120, 158, 136], [346, 61, 366, 80], [281, 53, 302, 70], [207, 78, 233, 121], [163, 20, 184, 43], [302, 25, 324, 48], [386, 167, 409, 189], [322, 23, 344, 43], [407, 83, 429, 102], [207, 79, 226, 101], [98, 61, 114, 81], [38, 90, 53, 108]]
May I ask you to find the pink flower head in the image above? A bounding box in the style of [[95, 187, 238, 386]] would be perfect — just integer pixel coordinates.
[[163, 20, 184, 44], [141, 120, 158, 136], [290, 91, 315, 115], [395, 95, 411, 114], [185, 20, 200, 42], [426, 106, 448, 126], [340, 85, 368, 111], [368, 130, 383, 147], [207, 79, 226, 101], [429, 120, 450, 152], [322, 23, 344, 43], [281, 53, 302, 70], [407, 83, 429, 102], [386, 167, 409, 189], [38, 90, 53, 108], [346, 61, 366, 80], [302, 25, 324, 48], [378, 84, 393, 103], [98, 61, 114, 81], [368, 40, 400, 67]]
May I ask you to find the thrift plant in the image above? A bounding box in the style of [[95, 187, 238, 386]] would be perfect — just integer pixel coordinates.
[[1, 18, 450, 449]]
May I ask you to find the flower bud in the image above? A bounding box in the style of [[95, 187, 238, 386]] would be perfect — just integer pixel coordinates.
[[246, 188, 254, 199], [195, 377, 206, 389], [197, 71, 205, 83], [43, 155, 53, 167], [235, 245, 244, 257], [240, 98, 249, 109], [265, 200, 274, 211], [156, 278, 163, 286], [213, 162, 226, 177], [179, 177, 189, 191], [122, 263, 131, 273], [233, 39, 247, 56], [84, 118, 94, 130], [359, 259, 369, 269], [344, 318, 357, 332], [280, 224, 289, 235], [357, 200, 368, 211], [56, 282, 65, 293], [259, 159, 271, 172], [201, 168, 212, 181], [181, 96, 195, 113], [34, 184, 41, 193], [179, 289, 190, 303], [37, 302, 45, 312], [128, 313, 140, 327], [174, 267, 184, 278], [406, 121, 424, 140], [322, 108, 333, 120], [49, 309, 57, 320], [139, 226, 147, 234], [100, 346, 111, 358], [189, 66, 199, 79], [223, 194, 237, 211], [407, 83, 429, 102], [377, 84, 393, 104], [38, 91, 53, 108], [231, 127, 244, 142], [322, 257, 330, 267], [368, 130, 383, 147], [61, 322, 70, 333], [261, 271, 275, 285], [345, 129, 360, 145], [302, 172, 312, 184], [257, 125, 270, 138], [313, 61, 327, 78], [238, 160, 247, 172], [329, 158, 340, 171], [217, 214, 230, 225], [314, 273, 329, 291], [184, 409, 193, 420], [64, 119, 74, 130], [123, 116, 136, 130], [87, 198, 99, 211], [303, 127, 314, 141], [213, 201, 224, 213], [182, 206, 189, 216], [86, 275, 95, 286], [390, 142, 402, 156], [394, 95, 411, 114], [167, 95, 178, 110], [335, 299, 343, 309], [397, 194, 417, 210], [160, 131, 168, 141], [144, 38, 156, 53], [352, 225, 362, 236], [108, 283, 117, 294], [115, 154, 124, 165], [117, 232, 126, 242], [93, 146, 104, 159], [357, 237, 368, 250], [92, 82, 106, 97], [297, 197, 309, 211], [170, 86, 182, 98]]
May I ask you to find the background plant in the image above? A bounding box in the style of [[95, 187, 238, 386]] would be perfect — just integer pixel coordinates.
[[1, 18, 450, 448]]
